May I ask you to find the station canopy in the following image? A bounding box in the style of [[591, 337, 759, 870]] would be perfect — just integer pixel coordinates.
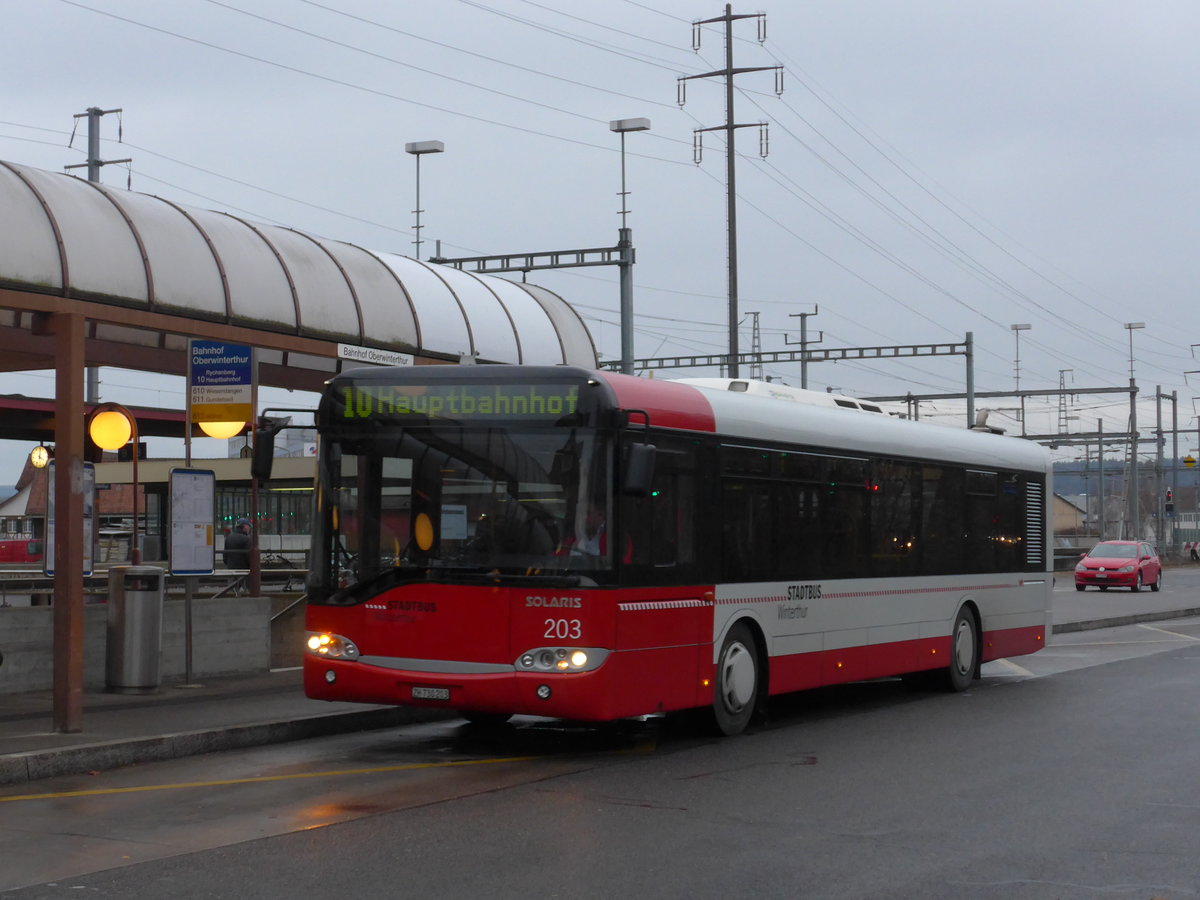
[[0, 159, 597, 399]]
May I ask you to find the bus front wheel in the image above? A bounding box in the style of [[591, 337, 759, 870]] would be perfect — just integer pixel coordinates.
[[711, 622, 760, 736]]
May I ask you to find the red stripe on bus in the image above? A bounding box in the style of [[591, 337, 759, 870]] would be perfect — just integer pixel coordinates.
[[599, 372, 716, 431], [764, 623, 1045, 695]]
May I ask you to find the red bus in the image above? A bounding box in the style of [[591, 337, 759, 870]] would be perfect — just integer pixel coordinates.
[[301, 365, 1051, 734]]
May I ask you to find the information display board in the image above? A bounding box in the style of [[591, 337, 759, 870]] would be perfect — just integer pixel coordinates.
[[44, 460, 95, 576], [168, 468, 216, 576]]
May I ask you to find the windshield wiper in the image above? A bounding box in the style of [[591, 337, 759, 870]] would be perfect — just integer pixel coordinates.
[[327, 563, 592, 603]]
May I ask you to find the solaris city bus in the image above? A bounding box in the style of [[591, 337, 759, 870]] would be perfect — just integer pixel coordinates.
[[298, 365, 1051, 735]]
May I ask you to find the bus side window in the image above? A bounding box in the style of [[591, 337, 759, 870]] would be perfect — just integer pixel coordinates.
[[921, 465, 963, 575], [620, 438, 697, 577], [869, 460, 919, 577]]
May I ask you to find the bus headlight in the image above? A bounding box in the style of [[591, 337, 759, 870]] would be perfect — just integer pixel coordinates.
[[306, 632, 360, 660], [515, 647, 607, 673]]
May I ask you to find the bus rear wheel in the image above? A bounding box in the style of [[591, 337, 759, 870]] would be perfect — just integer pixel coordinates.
[[945, 607, 978, 692], [711, 622, 760, 736]]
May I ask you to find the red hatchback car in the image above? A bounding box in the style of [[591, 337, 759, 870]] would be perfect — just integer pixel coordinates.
[[1074, 540, 1162, 592]]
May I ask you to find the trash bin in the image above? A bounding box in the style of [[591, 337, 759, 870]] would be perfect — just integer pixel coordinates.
[[106, 565, 165, 693]]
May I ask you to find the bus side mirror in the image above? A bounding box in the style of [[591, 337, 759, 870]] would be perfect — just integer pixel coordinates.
[[251, 419, 285, 481], [623, 443, 656, 497]]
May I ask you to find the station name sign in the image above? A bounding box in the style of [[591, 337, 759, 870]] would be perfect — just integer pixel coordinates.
[[337, 344, 414, 368], [189, 339, 253, 424]]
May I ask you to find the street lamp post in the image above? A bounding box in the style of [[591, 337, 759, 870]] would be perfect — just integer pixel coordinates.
[[1011, 324, 1030, 433], [405, 140, 444, 260], [88, 403, 141, 565], [1125, 322, 1145, 539], [609, 118, 650, 375]]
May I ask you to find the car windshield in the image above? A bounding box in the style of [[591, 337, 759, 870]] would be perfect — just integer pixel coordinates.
[[1090, 542, 1137, 559]]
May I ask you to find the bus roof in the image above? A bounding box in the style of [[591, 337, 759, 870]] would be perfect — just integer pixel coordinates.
[[320, 366, 1049, 474], [600, 372, 1049, 474], [671, 377, 896, 415]]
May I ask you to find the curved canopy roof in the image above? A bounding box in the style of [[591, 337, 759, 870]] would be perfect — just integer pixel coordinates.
[[0, 160, 596, 368]]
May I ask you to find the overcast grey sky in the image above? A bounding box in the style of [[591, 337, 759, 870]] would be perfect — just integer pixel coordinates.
[[3, 0, 1198, 478]]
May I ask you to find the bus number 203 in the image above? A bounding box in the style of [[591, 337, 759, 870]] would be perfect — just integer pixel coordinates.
[[545, 619, 582, 640]]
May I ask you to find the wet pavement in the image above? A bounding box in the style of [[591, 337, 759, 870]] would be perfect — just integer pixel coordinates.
[[2, 578, 1197, 786]]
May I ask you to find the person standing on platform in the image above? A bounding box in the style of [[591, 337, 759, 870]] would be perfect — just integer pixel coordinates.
[[223, 517, 252, 569]]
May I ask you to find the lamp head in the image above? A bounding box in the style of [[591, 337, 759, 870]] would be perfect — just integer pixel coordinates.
[[197, 421, 246, 439], [88, 405, 134, 451]]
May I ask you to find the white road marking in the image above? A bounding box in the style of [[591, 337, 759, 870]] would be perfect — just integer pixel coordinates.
[[1137, 622, 1200, 641]]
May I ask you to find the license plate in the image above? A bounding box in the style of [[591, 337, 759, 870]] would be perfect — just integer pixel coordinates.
[[411, 686, 450, 701], [1094, 573, 1107, 579]]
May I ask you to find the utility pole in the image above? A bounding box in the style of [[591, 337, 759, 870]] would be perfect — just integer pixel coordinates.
[[679, 6, 782, 378], [1057, 369, 1074, 433], [611, 118, 651, 374], [1155, 387, 1179, 555], [65, 107, 130, 404], [1098, 419, 1106, 540], [746, 312, 763, 380], [405, 140, 444, 261], [785, 306, 822, 389]]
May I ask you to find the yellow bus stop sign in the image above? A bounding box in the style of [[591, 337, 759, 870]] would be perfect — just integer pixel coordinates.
[[1185, 455, 1196, 468]]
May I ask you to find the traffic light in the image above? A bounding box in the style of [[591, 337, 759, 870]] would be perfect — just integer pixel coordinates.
[[1166, 488, 1174, 515]]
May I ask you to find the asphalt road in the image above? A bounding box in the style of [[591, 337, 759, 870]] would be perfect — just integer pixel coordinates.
[[1053, 560, 1200, 626], [3, 612, 1199, 898]]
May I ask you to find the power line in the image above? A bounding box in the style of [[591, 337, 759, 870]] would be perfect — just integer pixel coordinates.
[[295, 0, 682, 109], [55, 0, 677, 160]]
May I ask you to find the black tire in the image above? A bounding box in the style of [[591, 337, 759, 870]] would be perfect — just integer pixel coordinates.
[[1075, 584, 1085, 592], [460, 711, 512, 727], [1151, 571, 1161, 592], [711, 622, 760, 736], [1131, 572, 1142, 593], [944, 607, 978, 692], [1099, 586, 1108, 592]]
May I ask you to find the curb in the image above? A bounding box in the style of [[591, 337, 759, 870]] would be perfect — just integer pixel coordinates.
[[1051, 607, 1200, 635], [0, 706, 455, 787]]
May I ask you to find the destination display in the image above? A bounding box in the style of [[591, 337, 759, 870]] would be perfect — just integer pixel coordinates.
[[338, 382, 583, 422]]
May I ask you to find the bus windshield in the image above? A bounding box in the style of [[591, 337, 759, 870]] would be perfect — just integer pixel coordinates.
[[311, 422, 613, 602]]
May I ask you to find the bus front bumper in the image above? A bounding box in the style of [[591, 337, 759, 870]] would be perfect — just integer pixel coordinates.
[[303, 655, 618, 721]]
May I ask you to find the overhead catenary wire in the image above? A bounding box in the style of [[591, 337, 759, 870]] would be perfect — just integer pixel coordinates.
[[14, 0, 1185, 429]]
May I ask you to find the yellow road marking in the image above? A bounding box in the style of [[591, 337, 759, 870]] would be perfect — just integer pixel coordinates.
[[0, 755, 540, 803]]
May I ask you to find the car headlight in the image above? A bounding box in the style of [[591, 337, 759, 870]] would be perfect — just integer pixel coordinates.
[[1075, 563, 1086, 572], [306, 632, 360, 660], [1115, 565, 1135, 573]]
